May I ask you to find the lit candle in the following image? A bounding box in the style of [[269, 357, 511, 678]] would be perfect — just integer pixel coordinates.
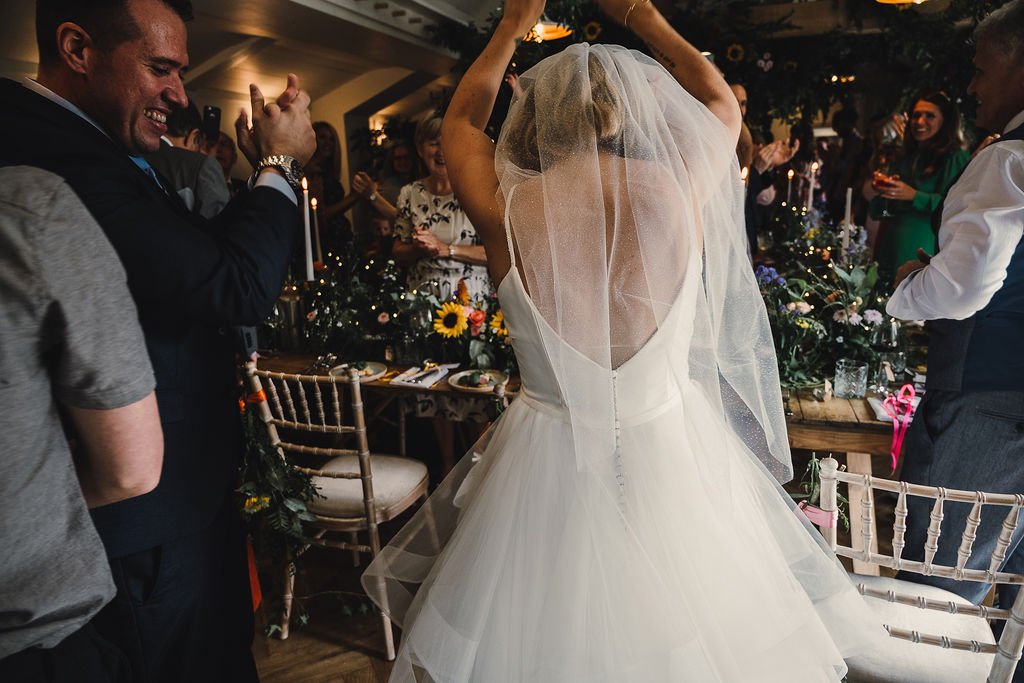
[[301, 177, 314, 281], [842, 187, 852, 261], [786, 168, 794, 205], [740, 166, 749, 187], [310, 196, 323, 264], [806, 161, 819, 213]]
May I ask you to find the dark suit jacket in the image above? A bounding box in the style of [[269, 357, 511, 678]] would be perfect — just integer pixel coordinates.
[[0, 79, 299, 557]]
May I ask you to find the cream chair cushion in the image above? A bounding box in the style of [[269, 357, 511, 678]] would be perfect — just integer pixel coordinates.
[[845, 573, 996, 683], [307, 454, 428, 520]]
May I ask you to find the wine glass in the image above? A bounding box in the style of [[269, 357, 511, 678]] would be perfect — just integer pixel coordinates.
[[873, 116, 904, 219], [870, 318, 902, 393], [872, 157, 897, 219]]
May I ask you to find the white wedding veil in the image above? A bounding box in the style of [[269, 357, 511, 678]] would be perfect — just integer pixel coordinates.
[[496, 43, 791, 483]]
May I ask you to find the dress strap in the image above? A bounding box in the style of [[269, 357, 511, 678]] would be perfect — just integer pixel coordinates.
[[502, 185, 517, 270]]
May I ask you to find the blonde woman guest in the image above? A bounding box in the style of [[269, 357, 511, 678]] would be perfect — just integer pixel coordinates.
[[391, 116, 492, 302]]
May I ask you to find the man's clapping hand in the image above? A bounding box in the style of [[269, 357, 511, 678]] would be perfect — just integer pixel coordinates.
[[234, 73, 316, 167]]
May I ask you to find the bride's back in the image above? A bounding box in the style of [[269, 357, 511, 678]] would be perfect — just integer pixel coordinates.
[[504, 154, 695, 368]]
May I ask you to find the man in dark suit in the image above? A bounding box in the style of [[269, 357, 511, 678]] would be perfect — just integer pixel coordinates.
[[146, 97, 231, 218], [0, 0, 315, 680]]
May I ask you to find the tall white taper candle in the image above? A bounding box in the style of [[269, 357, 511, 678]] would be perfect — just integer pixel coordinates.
[[301, 177, 314, 281], [311, 197, 323, 264], [842, 187, 852, 262]]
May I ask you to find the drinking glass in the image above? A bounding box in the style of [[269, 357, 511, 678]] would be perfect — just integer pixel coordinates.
[[870, 318, 902, 393], [834, 359, 869, 400]]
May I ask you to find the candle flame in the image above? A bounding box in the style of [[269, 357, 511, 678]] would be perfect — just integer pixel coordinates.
[[301, 176, 308, 190], [787, 169, 795, 180], [739, 167, 749, 181], [310, 197, 317, 208], [811, 161, 819, 172]]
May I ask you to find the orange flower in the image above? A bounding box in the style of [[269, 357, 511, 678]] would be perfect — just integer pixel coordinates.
[[456, 279, 470, 305]]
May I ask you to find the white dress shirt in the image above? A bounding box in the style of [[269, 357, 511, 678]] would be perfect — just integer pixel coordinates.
[[887, 110, 1024, 321], [22, 78, 295, 205]]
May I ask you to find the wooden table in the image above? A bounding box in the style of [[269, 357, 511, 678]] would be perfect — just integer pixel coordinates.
[[258, 352, 514, 458], [786, 389, 894, 575], [259, 353, 894, 572]]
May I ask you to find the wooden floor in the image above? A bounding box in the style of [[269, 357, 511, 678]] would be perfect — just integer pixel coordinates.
[[253, 546, 395, 682]]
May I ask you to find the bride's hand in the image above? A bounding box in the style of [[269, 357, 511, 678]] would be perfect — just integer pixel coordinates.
[[597, 0, 656, 27], [499, 0, 546, 37]]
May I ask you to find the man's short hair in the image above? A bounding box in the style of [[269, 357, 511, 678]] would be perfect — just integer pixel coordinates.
[[167, 97, 201, 139], [36, 0, 194, 67], [975, 0, 1024, 62]]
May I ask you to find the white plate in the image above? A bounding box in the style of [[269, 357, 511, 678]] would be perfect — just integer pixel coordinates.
[[329, 361, 388, 382], [448, 369, 508, 393]]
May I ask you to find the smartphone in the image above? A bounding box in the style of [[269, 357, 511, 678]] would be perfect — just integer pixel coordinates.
[[202, 105, 221, 144]]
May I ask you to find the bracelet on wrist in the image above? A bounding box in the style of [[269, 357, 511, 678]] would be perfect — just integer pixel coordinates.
[[448, 243, 456, 259], [624, 0, 651, 29]]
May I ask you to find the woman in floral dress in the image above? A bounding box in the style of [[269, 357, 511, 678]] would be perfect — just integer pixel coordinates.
[[392, 116, 492, 302]]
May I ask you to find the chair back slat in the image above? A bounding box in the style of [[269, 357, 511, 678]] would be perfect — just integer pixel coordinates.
[[311, 381, 325, 427], [924, 494, 946, 571], [893, 484, 909, 570], [331, 383, 342, 429], [294, 379, 311, 425], [990, 502, 1024, 579], [265, 376, 285, 420], [278, 377, 297, 423], [955, 497, 984, 579], [857, 473, 876, 563]]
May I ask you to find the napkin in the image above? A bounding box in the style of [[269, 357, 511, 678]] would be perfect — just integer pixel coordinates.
[[391, 363, 460, 388], [866, 395, 920, 423]]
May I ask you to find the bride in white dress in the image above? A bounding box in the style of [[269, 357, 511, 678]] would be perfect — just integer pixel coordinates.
[[363, 0, 884, 680]]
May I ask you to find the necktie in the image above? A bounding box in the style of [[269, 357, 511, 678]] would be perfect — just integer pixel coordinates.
[[129, 155, 166, 193]]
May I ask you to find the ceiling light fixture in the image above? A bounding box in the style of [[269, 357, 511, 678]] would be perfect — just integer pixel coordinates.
[[524, 17, 572, 43]]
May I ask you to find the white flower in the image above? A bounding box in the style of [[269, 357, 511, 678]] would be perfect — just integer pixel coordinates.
[[863, 309, 883, 325], [833, 309, 848, 323], [849, 312, 863, 326], [836, 335, 844, 343]]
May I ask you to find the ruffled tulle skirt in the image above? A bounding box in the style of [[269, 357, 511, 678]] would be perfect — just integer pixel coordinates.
[[362, 382, 883, 682]]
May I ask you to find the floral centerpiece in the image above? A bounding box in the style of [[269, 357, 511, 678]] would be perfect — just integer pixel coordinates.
[[300, 251, 515, 373], [429, 282, 515, 373], [760, 204, 892, 388]]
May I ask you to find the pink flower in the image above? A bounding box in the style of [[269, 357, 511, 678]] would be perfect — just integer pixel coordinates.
[[467, 310, 485, 337], [377, 312, 390, 324], [306, 310, 317, 322]]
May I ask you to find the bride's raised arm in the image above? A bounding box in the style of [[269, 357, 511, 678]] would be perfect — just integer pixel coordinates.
[[441, 0, 545, 283], [597, 0, 741, 143]]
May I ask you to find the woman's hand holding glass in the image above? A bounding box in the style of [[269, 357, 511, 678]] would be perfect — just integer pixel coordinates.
[[874, 174, 917, 202]]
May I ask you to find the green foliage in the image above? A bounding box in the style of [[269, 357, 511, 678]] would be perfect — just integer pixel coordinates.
[[760, 205, 891, 388], [303, 249, 410, 358], [303, 253, 517, 374], [237, 401, 319, 565]]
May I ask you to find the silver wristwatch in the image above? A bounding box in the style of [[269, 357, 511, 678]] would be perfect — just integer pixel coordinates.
[[256, 154, 304, 191]]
